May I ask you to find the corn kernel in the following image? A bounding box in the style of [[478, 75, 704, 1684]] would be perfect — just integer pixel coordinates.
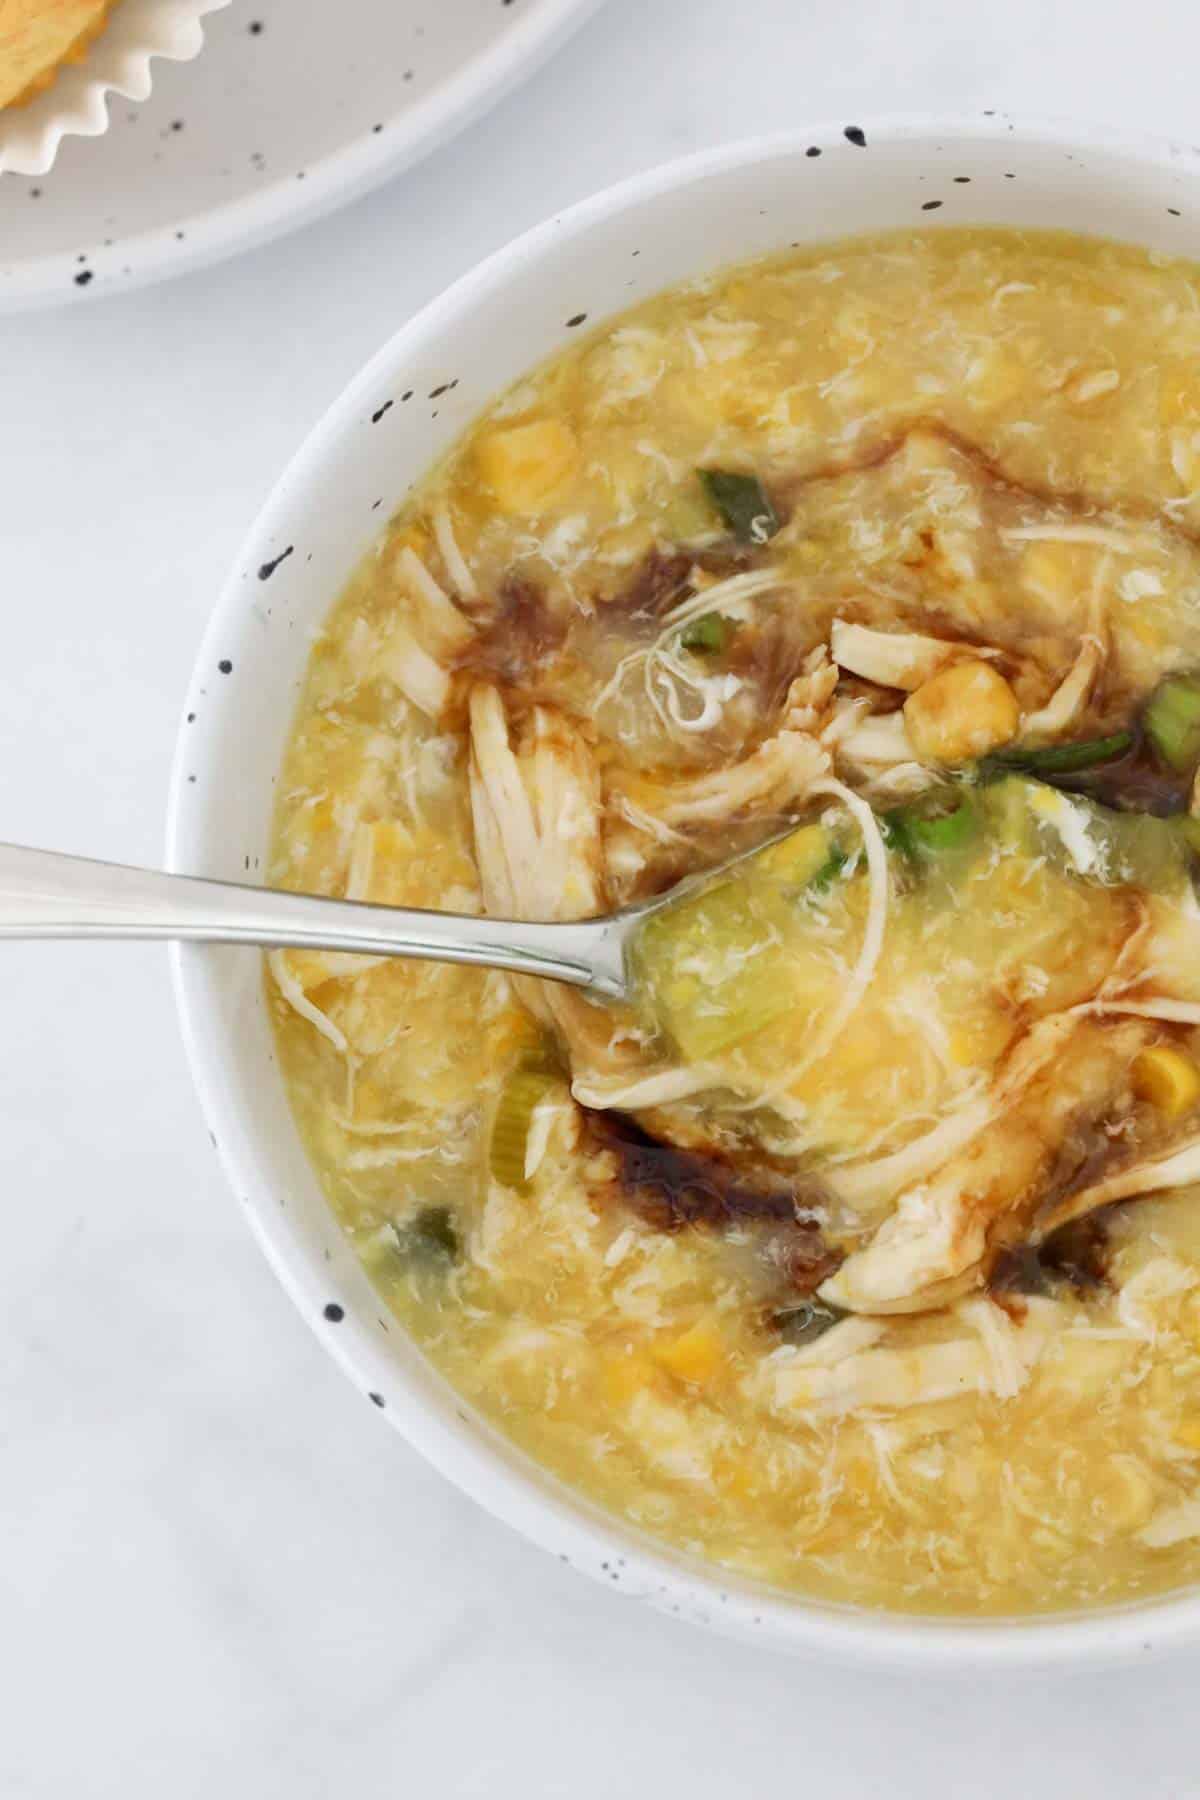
[[1020, 541, 1090, 603], [968, 351, 1026, 409], [715, 1451, 757, 1501], [654, 1325, 724, 1388], [1176, 1421, 1200, 1452], [476, 419, 577, 513], [903, 660, 1020, 765], [755, 823, 832, 887], [601, 1350, 654, 1406], [1132, 1046, 1200, 1119]]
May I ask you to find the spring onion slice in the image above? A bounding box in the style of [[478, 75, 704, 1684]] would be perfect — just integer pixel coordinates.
[[678, 611, 732, 655], [392, 1207, 460, 1268], [697, 469, 780, 544], [985, 731, 1133, 776], [882, 797, 975, 858]]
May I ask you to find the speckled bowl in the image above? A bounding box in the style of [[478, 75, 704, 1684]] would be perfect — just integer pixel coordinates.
[[0, 0, 230, 178], [169, 115, 1200, 1667]]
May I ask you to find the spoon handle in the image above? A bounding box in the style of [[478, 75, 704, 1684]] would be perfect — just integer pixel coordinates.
[[0, 842, 625, 996]]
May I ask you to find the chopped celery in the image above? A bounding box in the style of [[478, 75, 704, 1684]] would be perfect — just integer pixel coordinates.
[[489, 1062, 558, 1190], [1144, 674, 1200, 773], [1098, 810, 1189, 890], [980, 775, 1189, 892], [985, 731, 1133, 777], [679, 611, 732, 656], [632, 876, 796, 1061], [632, 821, 859, 1058], [976, 775, 1043, 856], [697, 468, 780, 544]]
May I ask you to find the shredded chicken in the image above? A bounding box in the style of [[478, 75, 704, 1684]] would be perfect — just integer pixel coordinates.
[[1019, 637, 1105, 743], [830, 618, 995, 691], [646, 721, 828, 827], [466, 682, 681, 1098], [1035, 1133, 1200, 1240], [372, 547, 478, 719], [822, 1017, 1154, 1314], [770, 1297, 1063, 1414]]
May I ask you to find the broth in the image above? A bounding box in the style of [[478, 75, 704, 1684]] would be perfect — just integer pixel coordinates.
[[268, 229, 1200, 1614]]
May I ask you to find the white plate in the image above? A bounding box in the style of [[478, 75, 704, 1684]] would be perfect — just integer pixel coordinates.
[[0, 0, 601, 313]]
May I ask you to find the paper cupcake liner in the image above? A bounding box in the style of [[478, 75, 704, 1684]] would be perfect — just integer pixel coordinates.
[[0, 0, 231, 178]]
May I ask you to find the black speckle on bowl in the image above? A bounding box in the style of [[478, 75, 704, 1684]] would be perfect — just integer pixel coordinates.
[[323, 1302, 345, 1323], [258, 546, 295, 581], [844, 125, 867, 148]]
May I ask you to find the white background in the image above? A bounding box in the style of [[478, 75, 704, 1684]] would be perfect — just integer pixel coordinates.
[[3, 1, 1200, 1793]]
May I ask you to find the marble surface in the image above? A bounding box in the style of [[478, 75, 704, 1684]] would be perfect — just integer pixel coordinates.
[[4, 0, 1200, 1792]]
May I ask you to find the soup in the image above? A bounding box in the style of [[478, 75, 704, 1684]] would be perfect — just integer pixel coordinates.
[[268, 228, 1200, 1615]]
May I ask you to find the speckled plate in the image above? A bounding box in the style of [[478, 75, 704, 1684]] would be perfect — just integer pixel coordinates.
[[0, 0, 602, 312]]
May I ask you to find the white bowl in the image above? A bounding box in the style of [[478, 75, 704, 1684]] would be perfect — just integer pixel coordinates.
[[168, 114, 1200, 1668]]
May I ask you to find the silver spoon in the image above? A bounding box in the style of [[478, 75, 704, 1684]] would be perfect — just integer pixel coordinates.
[[0, 840, 754, 1002]]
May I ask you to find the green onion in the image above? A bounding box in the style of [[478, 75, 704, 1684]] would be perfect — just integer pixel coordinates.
[[697, 468, 780, 544], [1144, 675, 1200, 774], [809, 848, 848, 890], [882, 796, 976, 860], [390, 1206, 460, 1270], [488, 1062, 558, 1190], [984, 731, 1133, 776], [679, 611, 731, 655]]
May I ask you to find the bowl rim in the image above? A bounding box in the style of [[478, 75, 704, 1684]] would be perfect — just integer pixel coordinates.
[[168, 110, 1200, 1667]]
